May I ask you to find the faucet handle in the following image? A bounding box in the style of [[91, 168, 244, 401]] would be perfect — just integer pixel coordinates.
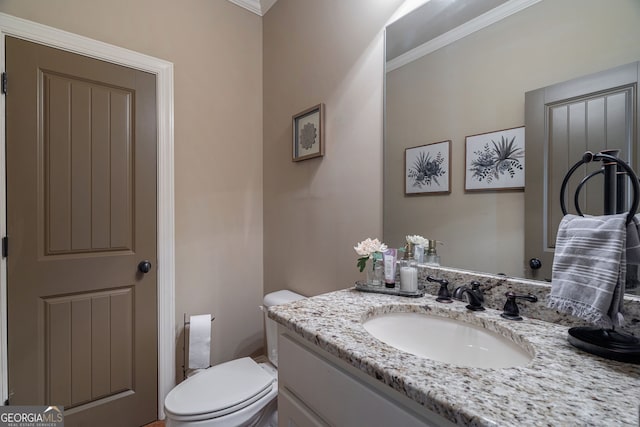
[[426, 275, 447, 285], [427, 276, 452, 303], [500, 292, 538, 321]]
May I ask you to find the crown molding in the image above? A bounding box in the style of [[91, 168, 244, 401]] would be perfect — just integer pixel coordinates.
[[227, 0, 277, 16], [386, 0, 541, 73]]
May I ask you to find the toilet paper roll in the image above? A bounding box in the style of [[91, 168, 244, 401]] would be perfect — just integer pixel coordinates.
[[188, 314, 211, 369]]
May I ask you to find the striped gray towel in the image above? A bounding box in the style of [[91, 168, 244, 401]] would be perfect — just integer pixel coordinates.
[[549, 214, 627, 328], [625, 215, 640, 291]]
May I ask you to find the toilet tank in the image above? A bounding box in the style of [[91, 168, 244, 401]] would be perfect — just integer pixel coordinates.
[[263, 290, 305, 367]]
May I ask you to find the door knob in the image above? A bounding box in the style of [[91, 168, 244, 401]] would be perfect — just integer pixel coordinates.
[[138, 260, 152, 273], [529, 258, 542, 270]]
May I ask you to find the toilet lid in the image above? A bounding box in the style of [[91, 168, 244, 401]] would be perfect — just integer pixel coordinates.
[[164, 357, 275, 418]]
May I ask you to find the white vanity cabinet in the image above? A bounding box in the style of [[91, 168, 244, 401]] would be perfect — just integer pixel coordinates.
[[277, 330, 455, 427]]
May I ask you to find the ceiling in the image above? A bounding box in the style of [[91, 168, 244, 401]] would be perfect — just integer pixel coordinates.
[[385, 0, 541, 72], [385, 0, 507, 61], [227, 0, 278, 16]]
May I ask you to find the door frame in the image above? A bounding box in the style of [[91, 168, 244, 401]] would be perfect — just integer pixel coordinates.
[[0, 13, 175, 419]]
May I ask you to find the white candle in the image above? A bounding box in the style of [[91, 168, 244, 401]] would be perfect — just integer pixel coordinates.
[[400, 266, 418, 292]]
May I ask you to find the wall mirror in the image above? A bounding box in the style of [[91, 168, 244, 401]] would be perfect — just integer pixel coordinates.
[[383, 0, 640, 294]]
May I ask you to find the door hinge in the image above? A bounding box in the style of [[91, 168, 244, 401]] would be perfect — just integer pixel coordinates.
[[2, 236, 7, 258], [1, 72, 6, 95]]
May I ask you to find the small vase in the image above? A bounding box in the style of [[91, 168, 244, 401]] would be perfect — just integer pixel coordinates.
[[367, 257, 384, 286]]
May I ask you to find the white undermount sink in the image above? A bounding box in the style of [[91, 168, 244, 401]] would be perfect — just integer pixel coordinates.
[[362, 312, 533, 369]]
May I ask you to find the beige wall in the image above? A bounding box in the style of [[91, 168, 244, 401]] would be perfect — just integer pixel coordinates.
[[0, 0, 264, 375], [385, 0, 640, 277], [262, 0, 404, 297]]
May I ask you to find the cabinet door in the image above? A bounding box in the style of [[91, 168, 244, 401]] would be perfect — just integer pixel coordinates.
[[279, 333, 452, 427], [279, 388, 328, 427]]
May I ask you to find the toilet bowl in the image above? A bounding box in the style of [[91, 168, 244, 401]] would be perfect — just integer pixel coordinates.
[[164, 290, 305, 427]]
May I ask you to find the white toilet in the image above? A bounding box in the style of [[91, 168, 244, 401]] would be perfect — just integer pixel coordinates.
[[164, 290, 305, 427]]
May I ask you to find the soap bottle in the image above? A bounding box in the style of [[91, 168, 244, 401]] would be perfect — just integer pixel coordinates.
[[425, 240, 442, 266], [413, 244, 424, 264], [399, 244, 418, 293]]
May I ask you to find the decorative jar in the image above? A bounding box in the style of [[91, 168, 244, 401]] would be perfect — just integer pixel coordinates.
[[367, 254, 384, 286]]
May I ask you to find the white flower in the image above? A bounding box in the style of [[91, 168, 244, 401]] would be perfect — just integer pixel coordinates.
[[406, 235, 429, 246], [354, 238, 388, 258]]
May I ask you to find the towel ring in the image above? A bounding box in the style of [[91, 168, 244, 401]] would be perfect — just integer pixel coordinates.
[[573, 169, 603, 217], [559, 151, 640, 225]]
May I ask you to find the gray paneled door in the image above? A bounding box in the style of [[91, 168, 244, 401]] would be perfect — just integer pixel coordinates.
[[6, 36, 158, 426], [525, 62, 639, 281]]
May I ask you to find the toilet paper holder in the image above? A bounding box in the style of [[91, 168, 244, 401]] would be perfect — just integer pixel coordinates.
[[182, 313, 215, 379]]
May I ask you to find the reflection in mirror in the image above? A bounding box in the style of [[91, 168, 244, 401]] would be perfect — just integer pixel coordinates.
[[524, 62, 639, 285], [383, 0, 640, 294]]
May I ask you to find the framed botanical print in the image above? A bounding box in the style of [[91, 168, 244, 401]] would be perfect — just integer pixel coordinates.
[[405, 140, 451, 195], [465, 126, 525, 191]]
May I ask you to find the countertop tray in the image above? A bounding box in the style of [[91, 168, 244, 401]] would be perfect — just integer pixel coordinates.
[[354, 281, 425, 298]]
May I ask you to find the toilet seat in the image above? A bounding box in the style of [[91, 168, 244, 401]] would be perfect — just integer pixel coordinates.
[[164, 357, 275, 422]]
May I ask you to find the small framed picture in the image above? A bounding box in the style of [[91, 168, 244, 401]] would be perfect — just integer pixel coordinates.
[[292, 103, 324, 162], [465, 126, 525, 192], [405, 140, 451, 195]]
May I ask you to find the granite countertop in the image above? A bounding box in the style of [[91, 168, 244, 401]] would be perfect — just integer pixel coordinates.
[[269, 288, 640, 426]]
